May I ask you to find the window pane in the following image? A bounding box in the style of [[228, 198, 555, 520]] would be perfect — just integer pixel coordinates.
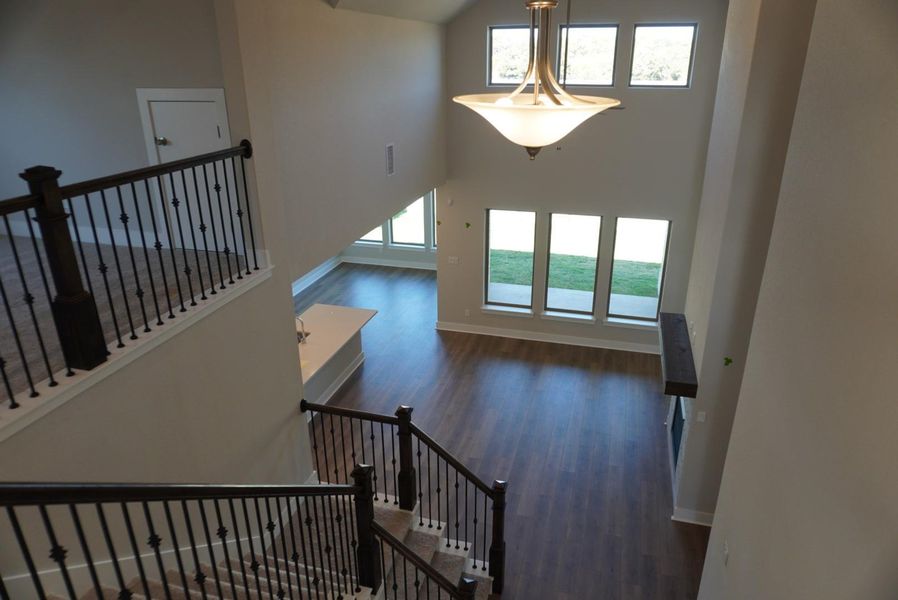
[[546, 214, 601, 313], [360, 226, 382, 243], [490, 27, 533, 85], [630, 25, 696, 87], [608, 218, 669, 320], [486, 209, 536, 307], [391, 197, 425, 246], [559, 26, 617, 86]]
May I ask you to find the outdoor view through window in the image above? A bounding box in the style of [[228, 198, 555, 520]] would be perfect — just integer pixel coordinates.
[[559, 26, 617, 86], [608, 218, 669, 320], [486, 209, 536, 307], [489, 27, 532, 85], [630, 25, 696, 86], [390, 197, 425, 246], [546, 214, 602, 313]]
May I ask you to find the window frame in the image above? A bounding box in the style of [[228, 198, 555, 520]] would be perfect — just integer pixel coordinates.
[[388, 196, 427, 248], [357, 224, 386, 246], [605, 217, 672, 323], [543, 212, 603, 316], [628, 23, 699, 89], [487, 25, 533, 87], [555, 24, 620, 88], [484, 208, 538, 309]]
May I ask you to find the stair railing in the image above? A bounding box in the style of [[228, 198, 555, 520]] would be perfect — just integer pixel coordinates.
[[0, 140, 259, 408], [301, 399, 508, 594], [0, 481, 362, 599]]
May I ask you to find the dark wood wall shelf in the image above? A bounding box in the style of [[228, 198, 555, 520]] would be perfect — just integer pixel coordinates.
[[659, 312, 698, 398]]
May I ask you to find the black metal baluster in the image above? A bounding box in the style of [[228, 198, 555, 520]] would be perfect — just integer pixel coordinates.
[[472, 492, 478, 569], [310, 412, 323, 482], [114, 185, 152, 332], [0, 270, 37, 399], [273, 496, 295, 600], [349, 417, 358, 471], [199, 164, 225, 290], [180, 170, 208, 300], [213, 499, 239, 599], [99, 189, 138, 340], [197, 500, 225, 598], [322, 494, 344, 598], [390, 546, 398, 600], [297, 495, 322, 600], [78, 195, 124, 348], [445, 461, 450, 545], [69, 504, 103, 599], [464, 479, 469, 552], [341, 494, 360, 595], [332, 493, 350, 596], [417, 438, 424, 526], [7, 506, 46, 597], [168, 172, 197, 306], [180, 500, 210, 600], [454, 471, 460, 549], [143, 178, 176, 318], [220, 159, 243, 279], [190, 167, 216, 297], [129, 181, 163, 326], [283, 497, 305, 600], [378, 536, 388, 600], [380, 422, 388, 503], [329, 414, 340, 484], [38, 505, 77, 598], [0, 567, 10, 600], [427, 447, 433, 528], [227, 498, 253, 598], [3, 217, 57, 386], [211, 162, 235, 285], [1, 356, 16, 407], [238, 156, 260, 270], [369, 421, 379, 502], [152, 177, 185, 313], [359, 418, 367, 465], [162, 500, 192, 598], [312, 496, 337, 598], [339, 415, 348, 483], [241, 498, 266, 599], [141, 502, 172, 600], [253, 497, 276, 599], [321, 415, 332, 484], [435, 456, 442, 530], [391, 425, 399, 505], [482, 493, 488, 571], [229, 156, 251, 276], [96, 503, 131, 598], [121, 502, 152, 598]]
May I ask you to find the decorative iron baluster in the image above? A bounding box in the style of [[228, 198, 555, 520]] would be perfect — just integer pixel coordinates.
[[482, 493, 488, 571], [390, 424, 399, 505], [153, 176, 186, 313], [97, 503, 133, 599], [7, 506, 46, 597], [121, 502, 152, 598], [76, 195, 124, 348], [273, 496, 295, 600], [229, 156, 251, 276], [220, 159, 243, 280], [454, 470, 460, 549], [129, 181, 164, 326], [213, 499, 240, 599], [435, 455, 442, 530], [114, 185, 152, 332], [38, 505, 77, 598], [162, 500, 192, 597], [253, 497, 276, 599], [330, 414, 340, 484], [180, 169, 208, 301], [309, 411, 323, 482], [211, 162, 235, 285], [427, 446, 433, 527], [237, 156, 260, 270], [312, 495, 335, 598], [180, 500, 210, 600], [380, 422, 388, 503], [339, 415, 348, 484], [167, 172, 197, 306], [241, 498, 266, 599], [141, 501, 172, 600], [1, 356, 16, 407], [190, 167, 216, 297], [0, 268, 38, 399], [199, 164, 225, 290], [299, 495, 324, 599], [283, 497, 305, 600], [472, 492, 478, 569], [69, 504, 103, 597], [417, 437, 424, 526], [99, 189, 138, 339], [227, 498, 253, 599], [370, 421, 379, 502], [142, 178, 175, 319]]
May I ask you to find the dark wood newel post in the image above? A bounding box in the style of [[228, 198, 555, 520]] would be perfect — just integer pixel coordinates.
[[352, 464, 382, 592], [457, 576, 478, 600], [489, 479, 507, 594], [20, 166, 107, 370], [395, 405, 417, 510]]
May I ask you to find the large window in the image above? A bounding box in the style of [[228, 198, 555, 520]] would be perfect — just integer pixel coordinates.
[[390, 197, 425, 246], [489, 26, 533, 85], [485, 209, 536, 308], [629, 24, 697, 87], [558, 25, 618, 86], [607, 218, 670, 321], [545, 214, 602, 314], [360, 226, 383, 243]]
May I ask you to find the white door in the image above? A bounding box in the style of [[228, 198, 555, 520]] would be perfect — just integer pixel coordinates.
[[137, 89, 244, 260]]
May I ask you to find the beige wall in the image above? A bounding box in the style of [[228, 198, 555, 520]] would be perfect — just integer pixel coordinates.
[[228, 0, 447, 282], [675, 0, 817, 516], [699, 0, 898, 597], [438, 0, 728, 349], [0, 0, 225, 197]]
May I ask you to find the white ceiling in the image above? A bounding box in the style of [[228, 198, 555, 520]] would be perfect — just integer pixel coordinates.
[[327, 0, 479, 24]]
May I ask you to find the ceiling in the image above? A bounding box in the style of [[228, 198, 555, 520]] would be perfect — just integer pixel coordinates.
[[327, 0, 479, 24]]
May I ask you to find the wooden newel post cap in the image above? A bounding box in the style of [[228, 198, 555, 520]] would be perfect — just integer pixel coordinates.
[[492, 480, 508, 494], [395, 405, 414, 418], [19, 165, 62, 183]]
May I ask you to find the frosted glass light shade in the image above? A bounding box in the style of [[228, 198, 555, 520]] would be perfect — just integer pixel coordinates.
[[453, 93, 620, 149]]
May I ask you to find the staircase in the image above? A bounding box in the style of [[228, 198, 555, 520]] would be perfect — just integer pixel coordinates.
[[0, 403, 506, 600]]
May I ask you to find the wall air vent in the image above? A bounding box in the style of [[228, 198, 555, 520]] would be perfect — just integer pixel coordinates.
[[386, 143, 395, 176]]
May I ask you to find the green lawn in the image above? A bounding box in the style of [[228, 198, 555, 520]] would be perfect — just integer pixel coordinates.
[[489, 250, 661, 297]]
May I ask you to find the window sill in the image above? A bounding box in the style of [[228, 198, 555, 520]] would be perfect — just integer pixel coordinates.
[[540, 310, 596, 324], [481, 305, 534, 318], [604, 317, 659, 330]]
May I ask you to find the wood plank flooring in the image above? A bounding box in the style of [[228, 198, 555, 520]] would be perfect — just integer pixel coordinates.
[[295, 264, 709, 600]]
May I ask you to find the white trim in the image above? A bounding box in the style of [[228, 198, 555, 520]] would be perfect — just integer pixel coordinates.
[[435, 321, 660, 354], [480, 305, 534, 318], [340, 255, 436, 271], [671, 507, 714, 527], [540, 310, 597, 323], [0, 267, 274, 443], [292, 256, 342, 296], [311, 352, 366, 406], [604, 316, 659, 330]]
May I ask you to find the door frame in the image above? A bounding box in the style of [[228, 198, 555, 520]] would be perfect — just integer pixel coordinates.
[[135, 88, 232, 248]]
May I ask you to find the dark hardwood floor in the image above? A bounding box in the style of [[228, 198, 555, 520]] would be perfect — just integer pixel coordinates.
[[295, 263, 709, 600]]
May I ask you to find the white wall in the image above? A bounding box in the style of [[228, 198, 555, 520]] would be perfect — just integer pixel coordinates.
[[698, 0, 898, 597], [438, 0, 728, 349], [228, 0, 447, 282], [0, 0, 225, 197], [675, 0, 817, 517]]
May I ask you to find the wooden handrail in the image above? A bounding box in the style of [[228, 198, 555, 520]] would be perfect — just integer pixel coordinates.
[[300, 399, 400, 425], [0, 193, 39, 217], [0, 481, 358, 506], [409, 423, 494, 497]]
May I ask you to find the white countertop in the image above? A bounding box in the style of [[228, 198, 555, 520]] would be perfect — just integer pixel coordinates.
[[296, 304, 377, 382]]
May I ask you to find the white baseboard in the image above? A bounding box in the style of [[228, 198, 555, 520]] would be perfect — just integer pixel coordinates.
[[292, 256, 342, 296], [310, 352, 365, 406], [435, 321, 660, 355], [671, 507, 714, 527], [340, 255, 436, 271]]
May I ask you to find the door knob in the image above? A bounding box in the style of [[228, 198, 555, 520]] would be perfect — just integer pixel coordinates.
[[154, 136, 170, 146]]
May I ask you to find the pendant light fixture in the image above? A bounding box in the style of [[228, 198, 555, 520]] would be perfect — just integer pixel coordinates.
[[453, 0, 621, 159]]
